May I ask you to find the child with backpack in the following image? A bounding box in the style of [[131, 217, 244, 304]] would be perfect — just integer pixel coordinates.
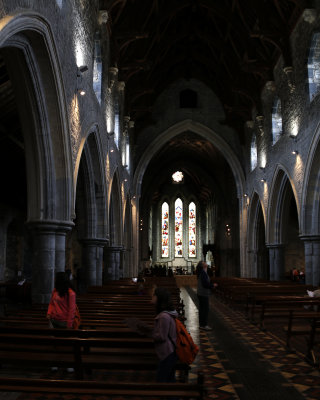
[[151, 287, 179, 382], [132, 286, 199, 383]]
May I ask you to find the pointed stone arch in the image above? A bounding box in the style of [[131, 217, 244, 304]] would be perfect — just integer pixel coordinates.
[[247, 192, 268, 279], [0, 14, 73, 302], [301, 123, 320, 235], [267, 167, 302, 280], [73, 128, 108, 287], [104, 169, 123, 280], [0, 14, 73, 222], [300, 123, 320, 285], [123, 195, 133, 277], [132, 119, 246, 275]]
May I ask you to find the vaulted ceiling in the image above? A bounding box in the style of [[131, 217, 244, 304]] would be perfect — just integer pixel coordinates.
[[102, 0, 305, 143]]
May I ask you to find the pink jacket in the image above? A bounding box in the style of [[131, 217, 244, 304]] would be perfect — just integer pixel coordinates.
[[152, 310, 177, 360], [47, 288, 76, 328]]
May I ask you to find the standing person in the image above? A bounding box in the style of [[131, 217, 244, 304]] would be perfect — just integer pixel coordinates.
[[134, 287, 178, 382], [197, 260, 214, 331], [47, 271, 76, 329], [151, 287, 178, 382]]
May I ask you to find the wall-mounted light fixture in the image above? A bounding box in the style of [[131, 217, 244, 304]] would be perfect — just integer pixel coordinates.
[[110, 149, 114, 153], [256, 115, 264, 135], [76, 65, 88, 95], [225, 224, 231, 237], [283, 66, 295, 93], [292, 150, 299, 155], [260, 178, 266, 182]]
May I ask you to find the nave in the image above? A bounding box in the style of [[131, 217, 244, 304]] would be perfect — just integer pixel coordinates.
[[0, 282, 320, 400]]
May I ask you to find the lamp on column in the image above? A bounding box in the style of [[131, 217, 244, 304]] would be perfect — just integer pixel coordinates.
[[76, 65, 88, 95]]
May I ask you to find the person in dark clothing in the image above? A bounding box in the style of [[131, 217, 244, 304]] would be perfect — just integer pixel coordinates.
[[196, 261, 214, 330]]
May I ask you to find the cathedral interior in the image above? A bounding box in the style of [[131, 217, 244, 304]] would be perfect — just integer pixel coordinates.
[[1, 0, 320, 399]]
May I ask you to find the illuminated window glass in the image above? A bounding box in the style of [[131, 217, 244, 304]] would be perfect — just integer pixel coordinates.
[[161, 202, 169, 257], [93, 34, 102, 104], [250, 134, 257, 171], [172, 171, 184, 183], [114, 113, 120, 148], [189, 202, 196, 257], [272, 98, 282, 144], [175, 198, 183, 257], [308, 33, 320, 101]]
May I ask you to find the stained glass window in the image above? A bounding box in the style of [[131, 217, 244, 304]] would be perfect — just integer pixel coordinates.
[[308, 33, 320, 101], [93, 34, 102, 104], [172, 171, 184, 183], [175, 198, 183, 257], [189, 202, 196, 257], [272, 98, 282, 144], [161, 202, 169, 257], [250, 134, 257, 171]]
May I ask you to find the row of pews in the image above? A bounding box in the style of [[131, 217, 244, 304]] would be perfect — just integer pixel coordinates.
[[213, 277, 320, 365], [0, 277, 205, 398]]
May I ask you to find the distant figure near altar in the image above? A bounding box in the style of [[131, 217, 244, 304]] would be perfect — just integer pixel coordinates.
[[206, 250, 214, 266]]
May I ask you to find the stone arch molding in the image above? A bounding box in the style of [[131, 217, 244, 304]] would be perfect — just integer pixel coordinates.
[[301, 121, 320, 235], [267, 165, 299, 244], [0, 13, 73, 223], [133, 120, 245, 199], [109, 168, 123, 246], [247, 191, 265, 277], [74, 125, 108, 239]]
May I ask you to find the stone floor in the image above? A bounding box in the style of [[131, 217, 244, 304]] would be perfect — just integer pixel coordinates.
[[1, 287, 320, 399], [184, 287, 320, 400]]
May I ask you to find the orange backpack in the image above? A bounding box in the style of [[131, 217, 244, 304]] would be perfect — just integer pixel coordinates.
[[174, 318, 199, 365]]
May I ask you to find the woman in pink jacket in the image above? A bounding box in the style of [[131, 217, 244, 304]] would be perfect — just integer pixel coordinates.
[[47, 271, 76, 329], [151, 287, 178, 382]]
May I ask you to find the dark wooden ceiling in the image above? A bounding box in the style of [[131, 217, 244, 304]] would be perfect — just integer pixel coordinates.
[[101, 0, 305, 142]]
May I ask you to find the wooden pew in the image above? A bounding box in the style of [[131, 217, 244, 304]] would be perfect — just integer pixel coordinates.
[[247, 296, 320, 329], [0, 374, 205, 398], [283, 310, 320, 363]]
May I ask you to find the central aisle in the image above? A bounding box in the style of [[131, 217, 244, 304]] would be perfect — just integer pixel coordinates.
[[181, 286, 320, 400]]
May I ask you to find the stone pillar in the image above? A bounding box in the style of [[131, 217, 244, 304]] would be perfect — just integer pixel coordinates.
[[104, 246, 123, 281], [81, 239, 107, 288], [28, 221, 73, 304], [300, 235, 320, 286], [266, 244, 285, 281], [55, 227, 72, 272]]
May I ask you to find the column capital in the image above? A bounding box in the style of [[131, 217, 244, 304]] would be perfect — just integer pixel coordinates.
[[105, 245, 124, 252], [26, 219, 74, 233], [299, 234, 320, 242], [80, 237, 109, 247], [265, 243, 285, 249]]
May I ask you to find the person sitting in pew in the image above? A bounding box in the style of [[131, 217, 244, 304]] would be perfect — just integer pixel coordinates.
[[47, 271, 77, 330], [47, 271, 77, 373]]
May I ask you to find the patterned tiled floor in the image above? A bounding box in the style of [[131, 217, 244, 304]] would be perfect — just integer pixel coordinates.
[[185, 287, 320, 400], [1, 287, 320, 399]]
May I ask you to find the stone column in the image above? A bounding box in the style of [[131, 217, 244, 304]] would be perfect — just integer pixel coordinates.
[[28, 221, 73, 304], [81, 239, 107, 288], [104, 246, 123, 281], [300, 235, 320, 286], [55, 226, 72, 272], [266, 244, 285, 281]]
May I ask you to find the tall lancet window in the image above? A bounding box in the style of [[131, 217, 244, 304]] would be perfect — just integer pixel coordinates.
[[93, 33, 102, 104], [272, 98, 282, 144], [161, 202, 169, 257], [175, 198, 183, 257], [189, 202, 196, 257], [308, 33, 320, 101], [250, 134, 257, 171]]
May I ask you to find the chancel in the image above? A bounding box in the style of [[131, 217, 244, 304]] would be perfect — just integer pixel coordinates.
[[0, 1, 320, 399]]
